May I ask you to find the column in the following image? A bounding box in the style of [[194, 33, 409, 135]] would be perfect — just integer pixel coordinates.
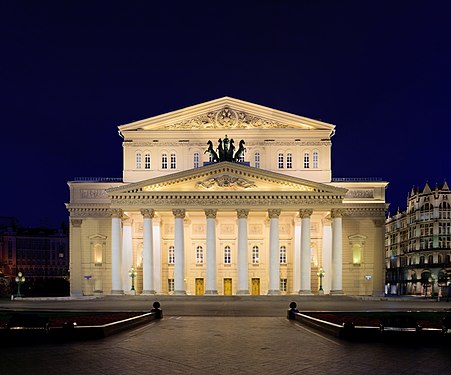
[[141, 209, 156, 295], [111, 209, 123, 294], [205, 209, 218, 294], [321, 218, 332, 294], [153, 218, 162, 293], [299, 209, 313, 295], [122, 217, 133, 293], [268, 209, 281, 295], [173, 209, 186, 295], [330, 209, 344, 295], [372, 218, 386, 296], [70, 219, 83, 297], [293, 217, 301, 293], [237, 209, 249, 295]]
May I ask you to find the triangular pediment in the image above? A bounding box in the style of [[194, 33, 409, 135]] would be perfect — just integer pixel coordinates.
[[118, 97, 335, 132], [107, 162, 346, 196]]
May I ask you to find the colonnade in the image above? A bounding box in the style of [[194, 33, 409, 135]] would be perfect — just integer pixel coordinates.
[[110, 207, 344, 295]]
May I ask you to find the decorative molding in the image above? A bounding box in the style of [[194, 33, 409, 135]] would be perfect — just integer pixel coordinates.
[[268, 209, 281, 218], [68, 207, 111, 218], [111, 208, 123, 218], [341, 208, 386, 217], [299, 209, 313, 218], [345, 189, 374, 198], [80, 189, 108, 199], [172, 209, 186, 219], [204, 209, 217, 219], [126, 140, 330, 148], [140, 208, 155, 219], [70, 219, 82, 227], [196, 175, 257, 190], [331, 209, 344, 218], [236, 209, 249, 219], [166, 106, 291, 130]]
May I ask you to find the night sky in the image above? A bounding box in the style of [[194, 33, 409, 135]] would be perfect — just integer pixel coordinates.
[[2, 1, 451, 228]]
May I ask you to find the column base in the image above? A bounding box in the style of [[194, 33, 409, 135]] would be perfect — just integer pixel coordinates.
[[298, 290, 313, 295], [236, 290, 249, 295], [318, 290, 324, 295], [142, 290, 157, 295], [174, 290, 187, 295], [330, 289, 344, 295], [267, 290, 281, 295], [205, 290, 218, 295], [111, 290, 124, 295]]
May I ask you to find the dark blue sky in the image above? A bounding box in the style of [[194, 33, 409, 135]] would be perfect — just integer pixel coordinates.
[[2, 1, 451, 228]]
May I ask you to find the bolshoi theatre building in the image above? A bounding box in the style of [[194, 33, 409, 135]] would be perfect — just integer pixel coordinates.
[[66, 97, 388, 297]]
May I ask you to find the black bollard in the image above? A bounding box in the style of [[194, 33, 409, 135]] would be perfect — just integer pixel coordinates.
[[151, 301, 163, 319], [287, 301, 299, 320]]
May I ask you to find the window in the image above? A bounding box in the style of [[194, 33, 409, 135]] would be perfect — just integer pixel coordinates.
[[440, 202, 451, 219], [313, 151, 318, 168], [419, 256, 425, 265], [352, 244, 362, 265], [168, 246, 175, 264], [144, 153, 151, 169], [194, 152, 200, 168], [428, 255, 433, 264], [196, 246, 204, 264], [135, 152, 142, 169], [280, 278, 287, 292], [162, 153, 168, 169], [168, 279, 174, 292], [286, 153, 292, 169], [224, 246, 231, 264], [170, 153, 176, 169], [252, 245, 259, 264], [420, 203, 433, 221], [279, 245, 287, 264], [278, 153, 284, 169], [254, 152, 260, 168], [304, 152, 310, 168]]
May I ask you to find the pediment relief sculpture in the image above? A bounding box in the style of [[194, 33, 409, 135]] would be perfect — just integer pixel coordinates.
[[196, 175, 257, 190]]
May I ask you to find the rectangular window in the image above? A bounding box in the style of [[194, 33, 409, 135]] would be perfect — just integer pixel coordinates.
[[170, 153, 176, 169], [280, 278, 287, 292], [168, 279, 174, 292], [196, 246, 204, 264], [168, 246, 175, 264], [136, 152, 142, 169], [279, 246, 287, 264], [304, 153, 310, 168], [194, 153, 199, 168], [145, 153, 151, 169], [286, 153, 292, 169], [162, 154, 168, 169], [252, 246, 259, 264], [313, 151, 318, 168], [224, 246, 231, 264], [254, 152, 260, 168], [278, 153, 284, 169]]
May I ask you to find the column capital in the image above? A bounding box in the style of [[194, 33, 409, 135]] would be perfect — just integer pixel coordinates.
[[299, 209, 313, 219], [111, 208, 123, 218], [268, 209, 281, 219], [141, 209, 155, 219], [70, 218, 82, 227], [331, 208, 344, 218], [204, 209, 217, 219], [236, 209, 249, 219], [172, 209, 186, 219]]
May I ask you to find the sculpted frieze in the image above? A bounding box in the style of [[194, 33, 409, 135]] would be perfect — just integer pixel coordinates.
[[342, 208, 386, 217], [345, 189, 374, 198], [196, 175, 257, 190], [166, 106, 290, 130], [80, 189, 108, 199]]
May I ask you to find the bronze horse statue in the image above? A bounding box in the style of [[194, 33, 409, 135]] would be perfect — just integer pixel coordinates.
[[205, 140, 219, 162], [234, 139, 246, 162]]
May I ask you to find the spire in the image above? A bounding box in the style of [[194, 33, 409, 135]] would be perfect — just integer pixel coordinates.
[[442, 179, 449, 191], [422, 181, 431, 194]]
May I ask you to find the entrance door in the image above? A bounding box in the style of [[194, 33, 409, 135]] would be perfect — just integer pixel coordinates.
[[224, 278, 232, 296], [195, 278, 204, 295], [251, 278, 260, 295]]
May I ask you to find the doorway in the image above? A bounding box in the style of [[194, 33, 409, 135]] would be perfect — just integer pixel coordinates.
[[195, 278, 204, 295], [224, 278, 232, 296], [251, 278, 260, 295]]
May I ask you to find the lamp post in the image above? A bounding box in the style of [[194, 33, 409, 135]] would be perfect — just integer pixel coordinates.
[[128, 267, 137, 293], [15, 272, 25, 298], [317, 267, 325, 295], [429, 275, 436, 300]]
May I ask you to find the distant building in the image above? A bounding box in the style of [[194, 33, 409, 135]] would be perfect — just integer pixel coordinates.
[[67, 97, 388, 297], [0, 217, 69, 281], [385, 181, 451, 295]]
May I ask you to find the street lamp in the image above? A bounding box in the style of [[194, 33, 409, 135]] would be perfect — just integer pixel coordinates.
[[317, 267, 325, 295], [429, 275, 436, 300], [15, 272, 25, 298], [128, 267, 137, 292]]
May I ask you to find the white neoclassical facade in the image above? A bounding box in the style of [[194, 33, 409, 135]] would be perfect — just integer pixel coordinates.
[[66, 97, 388, 296]]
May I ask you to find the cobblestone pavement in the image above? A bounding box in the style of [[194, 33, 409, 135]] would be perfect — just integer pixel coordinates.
[[2, 296, 451, 374], [2, 315, 451, 375]]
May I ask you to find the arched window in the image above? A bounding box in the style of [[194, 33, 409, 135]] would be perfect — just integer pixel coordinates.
[[279, 245, 287, 264], [313, 151, 318, 168], [428, 255, 434, 264], [193, 152, 200, 168], [419, 256, 425, 265], [438, 254, 443, 264], [278, 153, 284, 169], [144, 153, 151, 169], [440, 202, 451, 219], [254, 152, 260, 168], [446, 255, 451, 264], [304, 152, 310, 168], [162, 153, 168, 169], [286, 153, 292, 169], [135, 152, 142, 169], [168, 246, 175, 264], [170, 153, 176, 169], [420, 203, 433, 220], [224, 246, 231, 264], [196, 246, 203, 264], [252, 245, 259, 264]]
